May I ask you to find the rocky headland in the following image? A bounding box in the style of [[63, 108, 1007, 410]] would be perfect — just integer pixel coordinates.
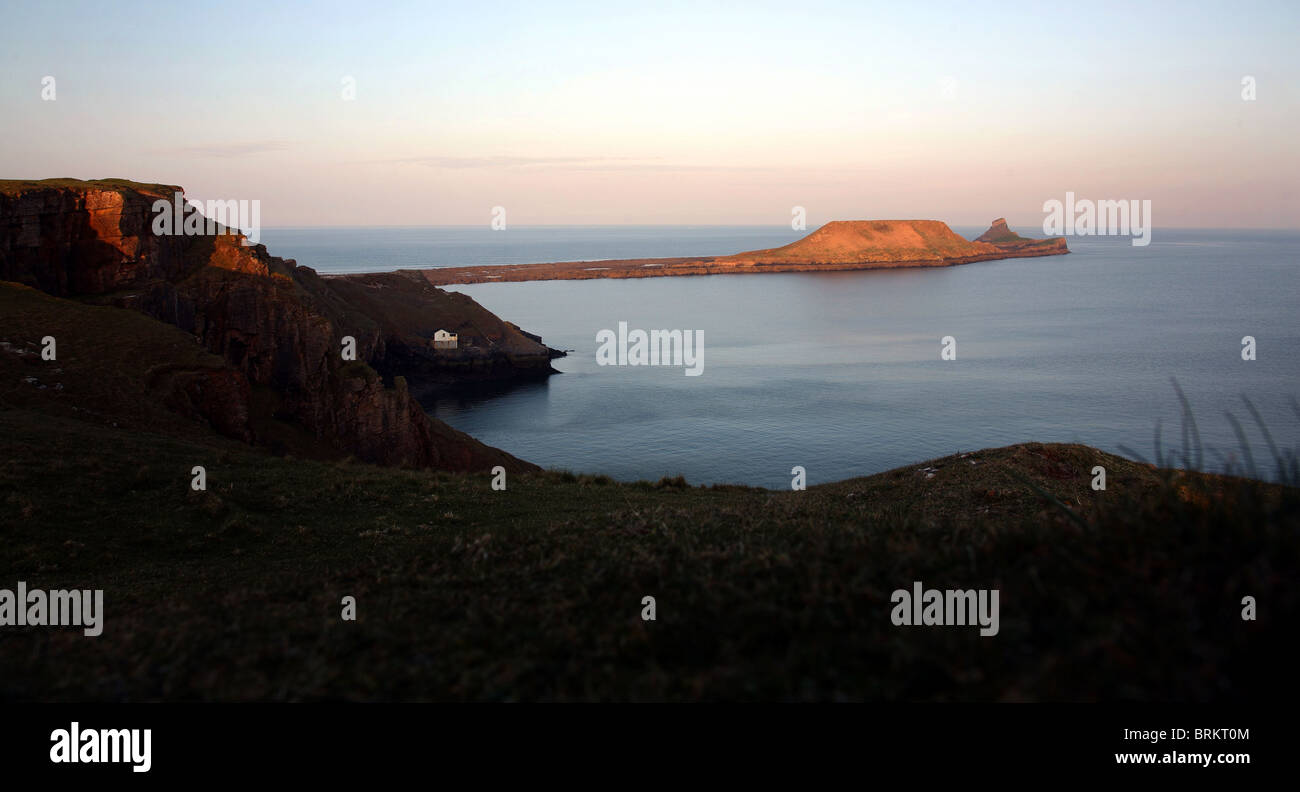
[[0, 178, 562, 471], [402, 218, 1068, 287]]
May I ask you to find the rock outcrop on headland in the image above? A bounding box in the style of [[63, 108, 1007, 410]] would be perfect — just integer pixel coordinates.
[[0, 178, 557, 471], [974, 217, 1020, 244], [412, 218, 1069, 286], [974, 217, 1069, 253], [324, 270, 564, 394]]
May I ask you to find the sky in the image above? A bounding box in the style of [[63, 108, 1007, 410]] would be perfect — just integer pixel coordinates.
[[1, 0, 1298, 228]]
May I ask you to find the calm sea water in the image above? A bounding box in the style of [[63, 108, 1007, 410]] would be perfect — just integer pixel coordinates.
[[260, 226, 808, 272], [263, 226, 1300, 488]]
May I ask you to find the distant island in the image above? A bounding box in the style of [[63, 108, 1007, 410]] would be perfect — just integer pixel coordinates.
[[394, 218, 1069, 287]]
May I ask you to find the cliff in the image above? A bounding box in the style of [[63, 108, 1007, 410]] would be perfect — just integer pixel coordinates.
[[0, 178, 551, 471], [415, 218, 1069, 286]]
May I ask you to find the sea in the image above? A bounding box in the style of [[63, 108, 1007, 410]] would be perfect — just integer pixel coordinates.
[[259, 225, 1300, 488]]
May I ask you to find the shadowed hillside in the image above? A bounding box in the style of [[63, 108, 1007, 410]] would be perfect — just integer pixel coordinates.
[[0, 178, 559, 470], [0, 282, 531, 470]]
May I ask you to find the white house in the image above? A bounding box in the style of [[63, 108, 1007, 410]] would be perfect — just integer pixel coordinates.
[[433, 329, 458, 350]]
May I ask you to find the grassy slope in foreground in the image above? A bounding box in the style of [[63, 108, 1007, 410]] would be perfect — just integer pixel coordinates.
[[1, 409, 1295, 701]]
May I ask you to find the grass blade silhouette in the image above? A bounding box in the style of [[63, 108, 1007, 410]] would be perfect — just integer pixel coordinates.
[[1241, 396, 1283, 483], [1171, 378, 1203, 471], [1224, 411, 1258, 481]]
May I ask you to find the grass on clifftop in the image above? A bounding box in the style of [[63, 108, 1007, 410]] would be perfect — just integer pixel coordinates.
[[0, 406, 1294, 701], [0, 177, 181, 197]]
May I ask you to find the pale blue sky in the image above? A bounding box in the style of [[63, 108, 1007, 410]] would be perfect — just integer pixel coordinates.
[[2, 0, 1297, 226]]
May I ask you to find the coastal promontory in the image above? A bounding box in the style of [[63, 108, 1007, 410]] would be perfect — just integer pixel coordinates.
[[0, 178, 561, 471], [405, 218, 1069, 286]]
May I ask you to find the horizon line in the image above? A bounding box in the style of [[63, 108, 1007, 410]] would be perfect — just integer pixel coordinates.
[[258, 223, 1300, 232]]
